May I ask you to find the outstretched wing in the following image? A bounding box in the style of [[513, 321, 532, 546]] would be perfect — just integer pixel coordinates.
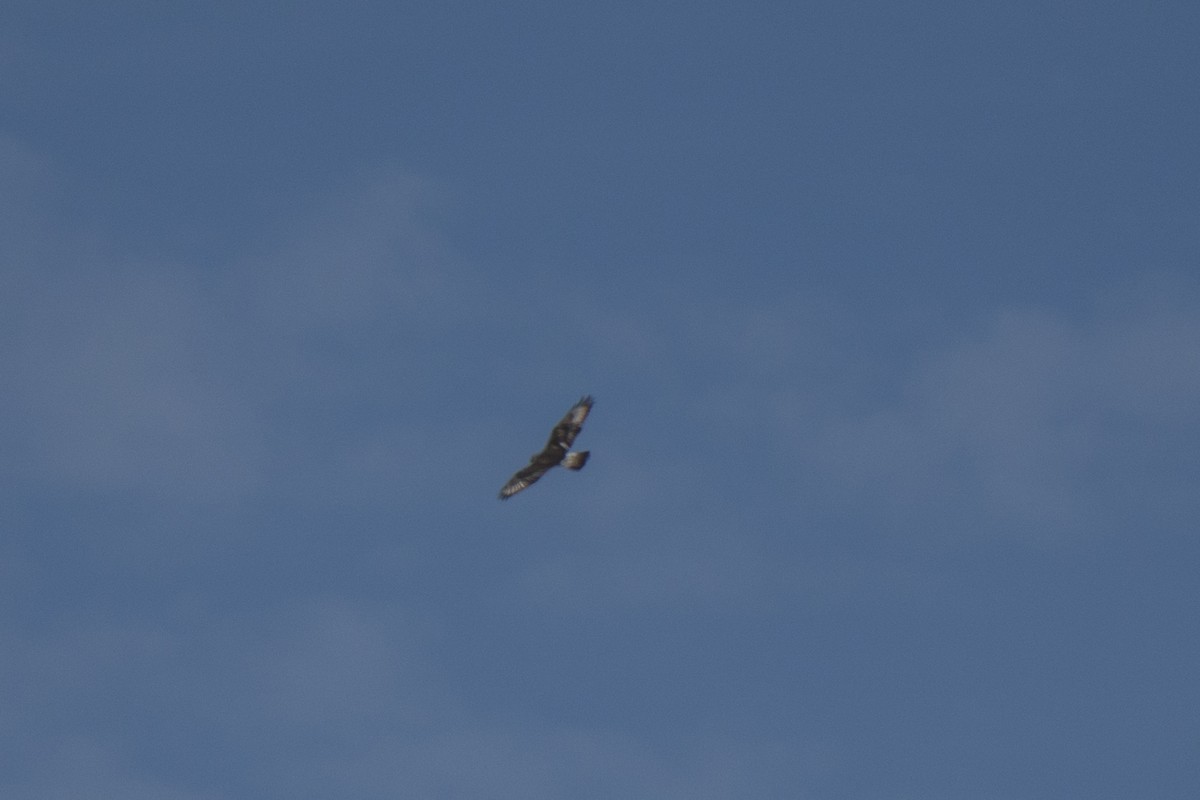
[[544, 395, 593, 452], [498, 395, 594, 500], [499, 460, 555, 499]]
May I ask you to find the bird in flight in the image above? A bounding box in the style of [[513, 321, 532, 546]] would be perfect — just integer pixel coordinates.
[[499, 395, 594, 499]]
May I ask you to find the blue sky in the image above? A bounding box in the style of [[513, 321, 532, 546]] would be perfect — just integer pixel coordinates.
[[3, 2, 1199, 798]]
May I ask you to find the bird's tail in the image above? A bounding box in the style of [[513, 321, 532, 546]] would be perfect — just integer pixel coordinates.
[[562, 450, 589, 470]]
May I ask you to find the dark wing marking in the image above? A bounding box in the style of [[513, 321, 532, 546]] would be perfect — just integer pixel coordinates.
[[498, 395, 594, 500], [545, 395, 593, 452]]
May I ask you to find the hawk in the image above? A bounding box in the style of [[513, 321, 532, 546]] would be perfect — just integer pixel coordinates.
[[499, 395, 594, 499]]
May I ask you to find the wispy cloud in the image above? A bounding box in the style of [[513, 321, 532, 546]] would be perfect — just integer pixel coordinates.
[[3, 738, 224, 800], [1, 157, 479, 504], [814, 289, 1200, 538], [1, 592, 819, 800], [5, 262, 267, 497], [672, 281, 1200, 541]]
